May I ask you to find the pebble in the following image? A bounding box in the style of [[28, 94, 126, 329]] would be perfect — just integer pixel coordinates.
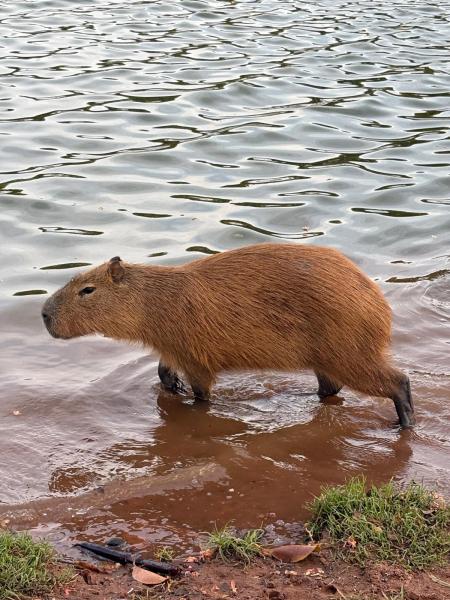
[[106, 537, 126, 547]]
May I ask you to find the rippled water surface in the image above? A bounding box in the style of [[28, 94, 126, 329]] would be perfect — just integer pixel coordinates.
[[0, 0, 449, 551]]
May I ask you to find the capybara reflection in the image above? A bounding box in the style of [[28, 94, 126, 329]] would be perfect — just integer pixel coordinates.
[[42, 244, 414, 427]]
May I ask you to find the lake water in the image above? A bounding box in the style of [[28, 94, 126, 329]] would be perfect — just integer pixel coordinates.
[[0, 0, 449, 554]]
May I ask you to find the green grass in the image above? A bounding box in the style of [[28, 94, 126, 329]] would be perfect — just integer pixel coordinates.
[[204, 525, 263, 562], [0, 530, 72, 599], [154, 546, 174, 562], [307, 477, 450, 570]]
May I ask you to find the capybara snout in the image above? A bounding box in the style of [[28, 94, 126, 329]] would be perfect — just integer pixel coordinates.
[[42, 243, 415, 428], [41, 256, 129, 340]]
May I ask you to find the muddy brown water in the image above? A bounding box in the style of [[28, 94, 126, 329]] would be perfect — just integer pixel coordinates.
[[0, 0, 449, 556]]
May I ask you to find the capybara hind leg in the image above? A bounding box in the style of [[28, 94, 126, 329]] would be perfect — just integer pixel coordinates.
[[343, 364, 415, 429], [392, 375, 415, 429], [158, 361, 186, 394], [315, 372, 342, 399]]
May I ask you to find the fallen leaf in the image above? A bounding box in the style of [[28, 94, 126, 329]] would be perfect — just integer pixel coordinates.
[[75, 560, 116, 574], [13, 410, 21, 416], [265, 544, 320, 563], [305, 568, 324, 577], [345, 536, 357, 549], [200, 547, 216, 560], [230, 580, 237, 594], [431, 493, 446, 510], [185, 555, 199, 563], [132, 565, 167, 586], [81, 571, 93, 585], [284, 570, 298, 576], [0, 518, 10, 529]]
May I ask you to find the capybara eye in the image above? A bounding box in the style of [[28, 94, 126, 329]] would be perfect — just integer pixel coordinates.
[[79, 286, 96, 297]]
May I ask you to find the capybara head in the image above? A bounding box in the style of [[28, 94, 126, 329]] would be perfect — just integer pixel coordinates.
[[42, 256, 131, 340]]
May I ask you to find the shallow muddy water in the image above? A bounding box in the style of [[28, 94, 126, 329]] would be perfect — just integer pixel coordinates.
[[0, 0, 449, 554]]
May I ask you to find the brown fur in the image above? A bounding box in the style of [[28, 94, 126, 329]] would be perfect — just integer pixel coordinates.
[[42, 243, 410, 418]]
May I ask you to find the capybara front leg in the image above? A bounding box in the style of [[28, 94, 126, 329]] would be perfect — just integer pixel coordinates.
[[158, 361, 186, 394], [315, 372, 342, 399], [392, 375, 415, 428], [186, 369, 212, 402]]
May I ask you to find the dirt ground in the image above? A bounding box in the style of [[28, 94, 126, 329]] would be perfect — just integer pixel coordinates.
[[50, 549, 450, 600]]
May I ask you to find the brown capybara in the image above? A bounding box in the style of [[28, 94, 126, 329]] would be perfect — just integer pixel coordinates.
[[42, 243, 414, 428]]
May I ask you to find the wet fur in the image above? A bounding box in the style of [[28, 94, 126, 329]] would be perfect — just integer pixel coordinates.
[[42, 244, 414, 426]]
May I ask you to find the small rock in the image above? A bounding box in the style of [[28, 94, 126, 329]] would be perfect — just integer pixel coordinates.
[[106, 537, 125, 547]]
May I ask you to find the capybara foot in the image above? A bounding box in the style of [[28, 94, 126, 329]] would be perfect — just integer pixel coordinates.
[[191, 385, 210, 402], [316, 372, 342, 399], [158, 361, 186, 394], [392, 376, 415, 428]]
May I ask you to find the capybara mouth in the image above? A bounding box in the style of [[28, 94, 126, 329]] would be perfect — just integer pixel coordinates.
[[43, 319, 73, 340], [50, 331, 73, 340], [46, 326, 71, 340]]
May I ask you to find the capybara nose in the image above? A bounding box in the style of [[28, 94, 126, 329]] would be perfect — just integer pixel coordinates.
[[42, 311, 51, 325]]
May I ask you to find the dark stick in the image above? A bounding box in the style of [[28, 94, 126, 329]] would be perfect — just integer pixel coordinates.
[[75, 542, 181, 576]]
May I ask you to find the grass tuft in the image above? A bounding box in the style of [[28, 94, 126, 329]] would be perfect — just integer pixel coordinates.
[[204, 525, 263, 562], [307, 477, 450, 570], [154, 546, 174, 562], [0, 530, 72, 600]]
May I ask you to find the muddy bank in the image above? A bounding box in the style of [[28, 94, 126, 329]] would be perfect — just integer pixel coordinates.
[[53, 547, 450, 600]]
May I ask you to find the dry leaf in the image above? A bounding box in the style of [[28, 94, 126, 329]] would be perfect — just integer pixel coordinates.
[[0, 518, 10, 529], [185, 555, 199, 563], [345, 536, 357, 549], [200, 548, 216, 560], [132, 565, 167, 586], [230, 580, 237, 594], [13, 410, 21, 416], [431, 493, 446, 510], [266, 544, 320, 563], [305, 568, 324, 577]]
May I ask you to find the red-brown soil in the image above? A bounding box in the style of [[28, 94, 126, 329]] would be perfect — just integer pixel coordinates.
[[50, 550, 450, 600]]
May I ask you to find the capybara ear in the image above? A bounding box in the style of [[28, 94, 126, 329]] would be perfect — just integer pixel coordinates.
[[108, 256, 125, 283]]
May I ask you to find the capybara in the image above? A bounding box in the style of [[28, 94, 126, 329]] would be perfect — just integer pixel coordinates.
[[42, 243, 415, 428]]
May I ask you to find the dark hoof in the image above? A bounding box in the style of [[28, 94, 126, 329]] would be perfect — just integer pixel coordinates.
[[318, 387, 343, 400], [316, 373, 342, 399], [399, 413, 416, 429], [393, 375, 415, 429], [161, 378, 186, 395], [158, 362, 186, 394], [192, 390, 210, 402]]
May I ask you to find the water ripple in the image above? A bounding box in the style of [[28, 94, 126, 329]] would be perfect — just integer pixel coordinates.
[[0, 0, 449, 537]]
